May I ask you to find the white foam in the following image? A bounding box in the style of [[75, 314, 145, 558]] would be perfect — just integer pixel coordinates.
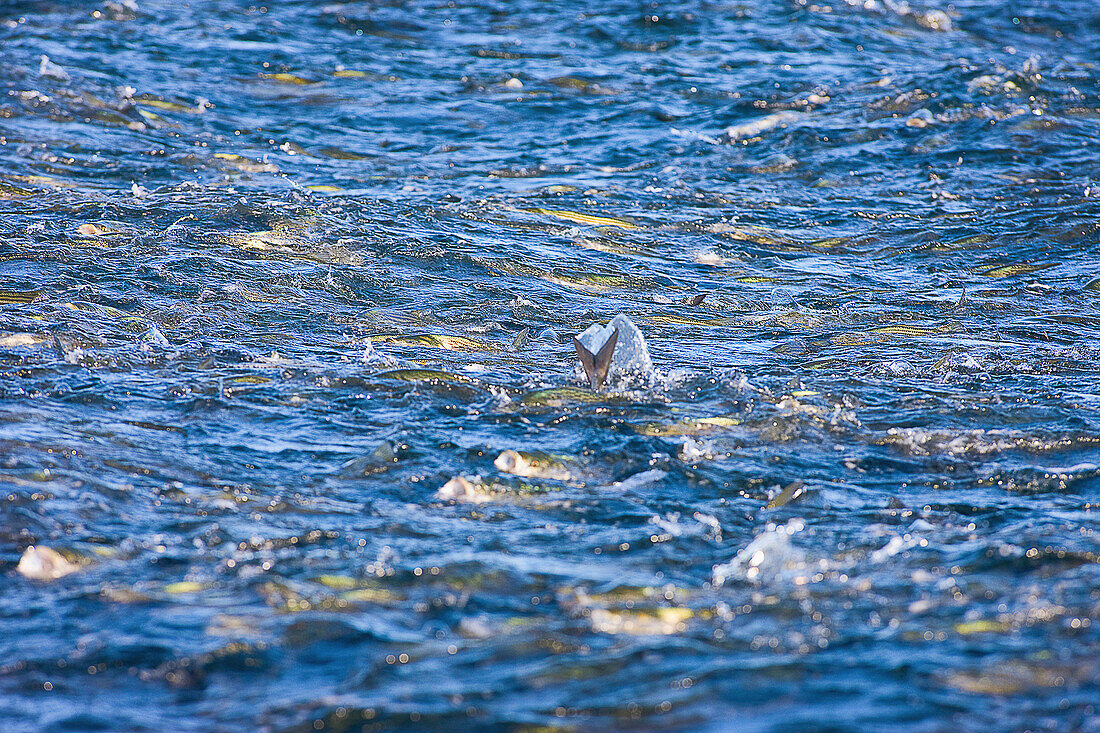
[[359, 339, 397, 367], [679, 436, 715, 462], [39, 55, 71, 82], [712, 519, 822, 586], [869, 534, 919, 563], [143, 325, 170, 347]]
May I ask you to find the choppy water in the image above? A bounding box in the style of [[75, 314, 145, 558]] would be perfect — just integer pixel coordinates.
[[2, 0, 1100, 730]]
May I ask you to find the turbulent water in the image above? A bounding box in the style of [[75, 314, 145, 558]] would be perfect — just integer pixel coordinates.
[[2, 0, 1100, 730]]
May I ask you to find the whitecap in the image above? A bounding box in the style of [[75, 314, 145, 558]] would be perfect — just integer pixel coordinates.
[[713, 519, 823, 586]]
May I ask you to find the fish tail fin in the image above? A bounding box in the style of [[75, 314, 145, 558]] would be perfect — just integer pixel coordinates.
[[513, 327, 531, 351], [594, 328, 619, 387], [573, 337, 597, 387], [574, 328, 619, 388]]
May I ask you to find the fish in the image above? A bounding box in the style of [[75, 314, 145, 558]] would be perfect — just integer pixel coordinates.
[[372, 368, 474, 384], [560, 586, 693, 635], [135, 108, 175, 127], [529, 208, 640, 230], [764, 480, 806, 510], [724, 111, 799, 141], [548, 76, 617, 94], [519, 386, 606, 407], [512, 327, 531, 351], [133, 97, 199, 113], [17, 545, 81, 580], [0, 333, 47, 348], [375, 334, 495, 353], [229, 375, 270, 385], [634, 416, 741, 436], [224, 222, 364, 266], [979, 262, 1054, 278], [587, 606, 693, 636], [954, 619, 1013, 635], [258, 72, 316, 85], [0, 289, 41, 305], [0, 180, 36, 198], [76, 223, 113, 237], [573, 327, 619, 389], [870, 324, 952, 337], [214, 153, 280, 174], [436, 476, 490, 503], [494, 450, 573, 482]]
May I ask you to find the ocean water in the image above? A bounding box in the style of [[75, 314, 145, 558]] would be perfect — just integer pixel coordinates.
[[2, 0, 1100, 730]]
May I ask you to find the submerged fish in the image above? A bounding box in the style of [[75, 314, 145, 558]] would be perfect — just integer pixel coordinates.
[[214, 153, 280, 174], [587, 606, 693, 636], [373, 368, 474, 384], [724, 111, 799, 141], [494, 449, 573, 482], [634, 416, 741, 437], [764, 480, 807, 510], [979, 262, 1054, 278], [133, 96, 201, 113], [436, 476, 490, 503], [76, 222, 123, 238], [376, 333, 496, 353], [258, 72, 316, 85], [0, 180, 37, 198], [519, 386, 606, 407], [0, 289, 41, 305], [512, 327, 531, 351], [0, 333, 48, 348], [529, 208, 640, 230]]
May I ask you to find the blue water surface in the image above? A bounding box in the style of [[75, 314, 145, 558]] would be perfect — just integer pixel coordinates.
[[2, 0, 1100, 730]]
